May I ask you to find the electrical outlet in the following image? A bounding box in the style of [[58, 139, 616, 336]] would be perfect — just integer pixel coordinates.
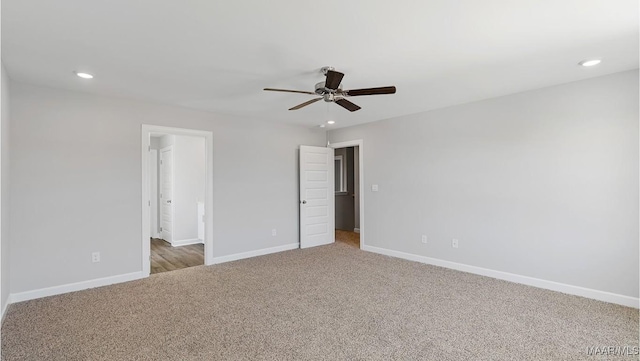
[[92, 252, 101, 263], [371, 184, 379, 192], [452, 239, 459, 248], [272, 229, 277, 236], [421, 235, 428, 244]]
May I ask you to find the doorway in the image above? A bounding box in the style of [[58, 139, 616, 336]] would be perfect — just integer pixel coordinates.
[[141, 125, 214, 277], [331, 142, 362, 248]]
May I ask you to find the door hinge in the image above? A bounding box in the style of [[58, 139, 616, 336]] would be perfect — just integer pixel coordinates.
[[148, 200, 150, 206], [160, 160, 163, 165], [160, 227, 163, 232], [148, 146, 151, 152]]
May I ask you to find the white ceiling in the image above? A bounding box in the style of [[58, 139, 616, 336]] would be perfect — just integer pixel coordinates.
[[2, 1, 638, 129]]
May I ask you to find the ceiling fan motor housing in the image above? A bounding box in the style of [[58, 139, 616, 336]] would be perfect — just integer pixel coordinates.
[[315, 81, 342, 98]]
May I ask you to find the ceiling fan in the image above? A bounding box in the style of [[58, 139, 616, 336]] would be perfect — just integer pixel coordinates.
[[264, 66, 396, 112]]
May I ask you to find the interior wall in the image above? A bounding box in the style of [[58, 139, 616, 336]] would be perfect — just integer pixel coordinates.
[[9, 82, 325, 294], [328, 70, 639, 298], [149, 136, 162, 237], [1, 63, 11, 314]]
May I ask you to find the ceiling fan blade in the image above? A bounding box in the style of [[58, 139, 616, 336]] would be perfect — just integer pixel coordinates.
[[289, 98, 323, 110], [264, 88, 316, 95], [344, 86, 396, 97], [335, 98, 361, 112], [325, 70, 344, 90]]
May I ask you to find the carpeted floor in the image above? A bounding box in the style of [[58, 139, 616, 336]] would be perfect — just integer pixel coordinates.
[[2, 242, 638, 360]]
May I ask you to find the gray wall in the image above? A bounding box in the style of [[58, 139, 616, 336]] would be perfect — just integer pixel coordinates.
[[1, 64, 11, 312], [150, 136, 162, 236], [9, 82, 325, 294], [328, 70, 639, 298], [150, 137, 161, 150]]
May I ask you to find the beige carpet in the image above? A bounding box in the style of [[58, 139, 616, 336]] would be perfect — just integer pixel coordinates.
[[2, 242, 638, 360]]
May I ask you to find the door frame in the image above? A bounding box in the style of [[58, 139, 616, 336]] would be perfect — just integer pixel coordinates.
[[141, 124, 214, 277], [149, 149, 159, 238], [329, 139, 365, 249]]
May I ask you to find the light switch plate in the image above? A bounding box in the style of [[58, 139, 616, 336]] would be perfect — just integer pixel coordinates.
[[372, 184, 379, 192]]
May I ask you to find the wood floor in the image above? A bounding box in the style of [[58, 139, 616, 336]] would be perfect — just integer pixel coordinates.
[[151, 232, 354, 275], [335, 229, 360, 248], [150, 238, 204, 274]]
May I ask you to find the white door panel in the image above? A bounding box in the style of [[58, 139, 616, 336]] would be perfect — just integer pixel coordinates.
[[160, 146, 174, 242], [299, 146, 334, 249], [149, 149, 159, 237]]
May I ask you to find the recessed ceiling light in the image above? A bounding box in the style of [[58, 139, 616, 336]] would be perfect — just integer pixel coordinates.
[[579, 59, 601, 67], [75, 71, 94, 79], [327, 120, 336, 125]]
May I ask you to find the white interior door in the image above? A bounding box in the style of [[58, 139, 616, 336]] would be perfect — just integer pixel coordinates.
[[149, 149, 159, 238], [299, 146, 334, 249], [160, 146, 174, 242]]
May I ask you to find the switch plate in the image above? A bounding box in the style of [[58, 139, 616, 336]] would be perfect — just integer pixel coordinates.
[[372, 184, 379, 192], [272, 229, 277, 236], [452, 239, 459, 248], [421, 235, 428, 244], [92, 252, 101, 263]]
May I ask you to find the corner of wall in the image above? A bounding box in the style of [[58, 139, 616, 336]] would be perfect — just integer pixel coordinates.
[[1, 61, 12, 318]]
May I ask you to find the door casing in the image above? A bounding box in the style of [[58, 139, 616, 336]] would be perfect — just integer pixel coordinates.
[[141, 124, 214, 277], [329, 140, 365, 249]]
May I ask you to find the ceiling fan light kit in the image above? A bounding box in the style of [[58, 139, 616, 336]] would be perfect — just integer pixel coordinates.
[[264, 66, 396, 112]]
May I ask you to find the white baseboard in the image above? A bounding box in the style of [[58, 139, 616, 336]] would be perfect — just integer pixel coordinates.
[[171, 238, 204, 247], [354, 228, 360, 233], [212, 243, 299, 265], [9, 271, 145, 304], [362, 245, 639, 309]]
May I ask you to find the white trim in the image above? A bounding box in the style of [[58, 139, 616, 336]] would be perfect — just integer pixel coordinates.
[[329, 140, 364, 249], [141, 125, 215, 278], [353, 228, 360, 233], [212, 243, 298, 265], [334, 154, 346, 193], [9, 272, 145, 304], [362, 245, 639, 309], [171, 238, 204, 247]]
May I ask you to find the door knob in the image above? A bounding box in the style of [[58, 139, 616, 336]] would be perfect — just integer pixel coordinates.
[[301, 200, 307, 204], [167, 200, 172, 204]]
